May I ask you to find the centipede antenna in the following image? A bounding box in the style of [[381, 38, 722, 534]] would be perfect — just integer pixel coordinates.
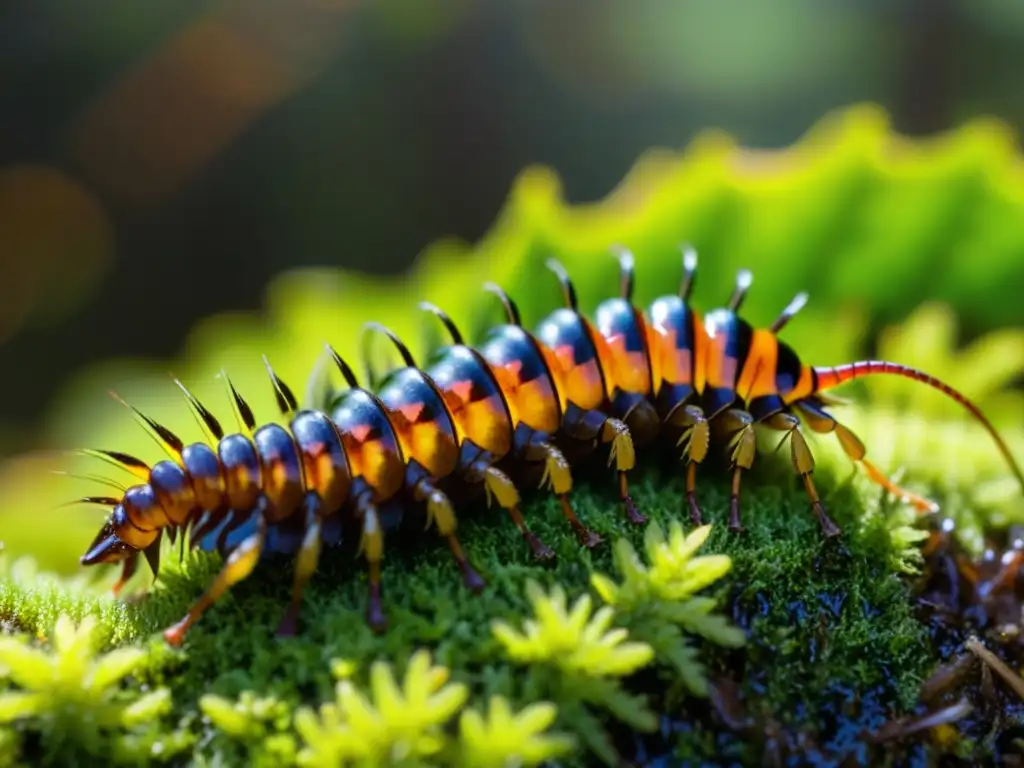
[[361, 322, 418, 389], [52, 469, 127, 493], [74, 448, 151, 481], [218, 370, 256, 435], [59, 496, 122, 509], [324, 343, 361, 389], [610, 245, 635, 300], [814, 361, 1024, 495], [680, 245, 698, 300], [770, 292, 809, 334], [728, 269, 753, 312], [263, 355, 299, 416], [419, 301, 465, 346], [172, 376, 224, 441], [108, 391, 184, 462], [545, 258, 579, 310], [483, 282, 522, 326]]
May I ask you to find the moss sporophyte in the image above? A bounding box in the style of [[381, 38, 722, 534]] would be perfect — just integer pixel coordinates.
[[0, 106, 1022, 765]]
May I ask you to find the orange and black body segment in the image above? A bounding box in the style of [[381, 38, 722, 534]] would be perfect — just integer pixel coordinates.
[[701, 307, 748, 417], [289, 409, 352, 519], [374, 365, 462, 481], [424, 344, 515, 465], [188, 433, 262, 552], [327, 386, 406, 506], [477, 322, 563, 443], [647, 293, 705, 421], [535, 306, 609, 422], [593, 295, 661, 446]]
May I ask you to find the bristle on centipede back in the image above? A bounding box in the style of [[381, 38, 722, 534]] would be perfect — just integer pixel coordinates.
[[728, 269, 753, 311], [679, 244, 698, 299]]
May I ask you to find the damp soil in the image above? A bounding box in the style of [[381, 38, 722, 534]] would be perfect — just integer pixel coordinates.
[[614, 517, 1024, 768]]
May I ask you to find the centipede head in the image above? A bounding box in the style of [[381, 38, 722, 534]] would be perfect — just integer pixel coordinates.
[[80, 513, 132, 565]]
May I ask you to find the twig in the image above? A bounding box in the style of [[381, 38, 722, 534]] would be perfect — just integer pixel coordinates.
[[966, 635, 1024, 700]]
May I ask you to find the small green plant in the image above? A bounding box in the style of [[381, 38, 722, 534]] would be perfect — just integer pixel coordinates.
[[0, 728, 20, 768], [294, 648, 467, 766], [590, 522, 746, 696], [492, 579, 656, 764], [455, 696, 575, 768], [200, 691, 298, 767], [291, 649, 571, 768], [0, 614, 172, 761]]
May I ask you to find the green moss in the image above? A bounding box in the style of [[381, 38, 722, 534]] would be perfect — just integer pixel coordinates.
[[2, 448, 932, 765], [0, 614, 186, 765]]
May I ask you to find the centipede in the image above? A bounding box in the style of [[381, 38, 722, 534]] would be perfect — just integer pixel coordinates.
[[71, 246, 1024, 646]]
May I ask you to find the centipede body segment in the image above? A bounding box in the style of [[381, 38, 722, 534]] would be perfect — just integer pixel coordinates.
[[72, 247, 1024, 645]]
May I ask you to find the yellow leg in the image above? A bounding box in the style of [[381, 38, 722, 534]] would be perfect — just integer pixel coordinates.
[[356, 498, 388, 633], [164, 512, 266, 647], [672, 404, 710, 524], [796, 402, 939, 514], [600, 418, 645, 524], [763, 412, 841, 537], [415, 478, 485, 592], [482, 465, 554, 560], [538, 443, 601, 548], [721, 408, 756, 533], [276, 496, 323, 637]]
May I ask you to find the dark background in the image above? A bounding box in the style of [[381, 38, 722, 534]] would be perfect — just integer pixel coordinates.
[[2, 0, 1023, 457]]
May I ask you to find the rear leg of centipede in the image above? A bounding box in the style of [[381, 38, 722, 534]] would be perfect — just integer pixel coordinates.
[[721, 408, 757, 533], [276, 494, 324, 638], [469, 460, 555, 560], [795, 399, 939, 515], [762, 412, 841, 537], [164, 501, 268, 647], [411, 469, 485, 593]]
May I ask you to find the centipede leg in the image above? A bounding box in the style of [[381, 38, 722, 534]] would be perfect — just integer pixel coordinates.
[[671, 404, 710, 525], [685, 463, 701, 525], [600, 417, 646, 525], [112, 552, 140, 596], [537, 442, 602, 547], [795, 400, 939, 514], [413, 474, 485, 592], [473, 462, 554, 560], [276, 493, 323, 638], [355, 494, 388, 633], [763, 412, 841, 537], [164, 504, 267, 647], [722, 408, 757, 533]]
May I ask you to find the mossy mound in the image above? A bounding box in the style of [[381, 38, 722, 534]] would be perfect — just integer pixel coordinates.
[[2, 444, 931, 766]]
